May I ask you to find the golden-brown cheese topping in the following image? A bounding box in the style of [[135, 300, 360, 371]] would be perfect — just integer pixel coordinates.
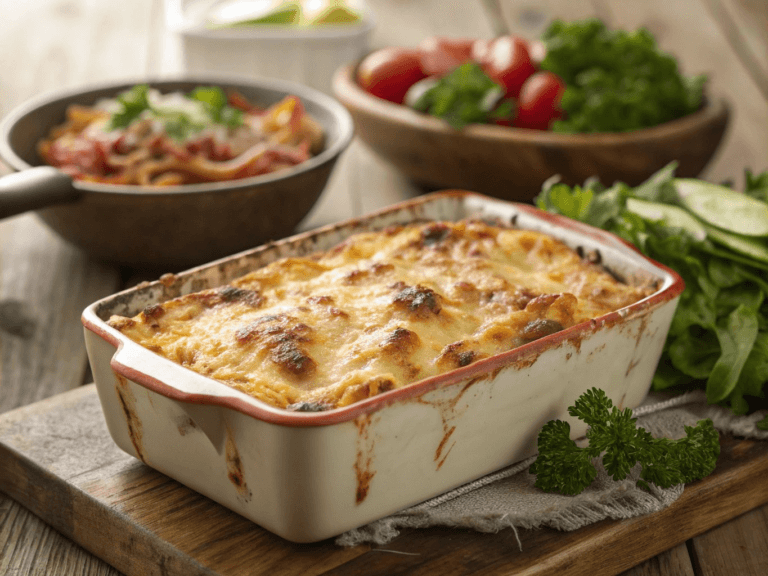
[[108, 220, 654, 410]]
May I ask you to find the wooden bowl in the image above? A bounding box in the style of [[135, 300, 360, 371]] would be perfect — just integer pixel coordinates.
[[332, 63, 730, 202]]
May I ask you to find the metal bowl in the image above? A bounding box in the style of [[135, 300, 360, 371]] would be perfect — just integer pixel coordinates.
[[0, 76, 354, 270]]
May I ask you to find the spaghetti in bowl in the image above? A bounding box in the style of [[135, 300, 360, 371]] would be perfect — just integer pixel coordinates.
[[38, 84, 325, 186], [0, 76, 353, 268]]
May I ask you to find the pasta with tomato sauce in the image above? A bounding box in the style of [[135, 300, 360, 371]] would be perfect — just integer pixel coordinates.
[[38, 84, 325, 186]]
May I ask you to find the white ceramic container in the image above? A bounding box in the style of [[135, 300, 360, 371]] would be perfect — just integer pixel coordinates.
[[82, 191, 684, 543], [167, 0, 374, 95]]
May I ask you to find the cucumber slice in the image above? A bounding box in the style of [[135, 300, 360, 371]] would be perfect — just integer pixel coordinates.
[[626, 197, 768, 263], [675, 179, 768, 237], [704, 225, 768, 264], [625, 198, 707, 241]]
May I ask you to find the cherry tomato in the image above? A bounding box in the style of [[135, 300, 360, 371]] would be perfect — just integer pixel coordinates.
[[514, 71, 565, 130], [44, 138, 109, 176], [470, 38, 491, 62], [476, 36, 536, 98], [357, 47, 426, 104], [527, 39, 547, 67], [418, 36, 474, 77]]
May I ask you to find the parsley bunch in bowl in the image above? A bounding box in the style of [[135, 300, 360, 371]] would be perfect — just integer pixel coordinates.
[[540, 19, 706, 133]]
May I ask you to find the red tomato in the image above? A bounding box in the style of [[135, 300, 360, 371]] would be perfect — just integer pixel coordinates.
[[514, 71, 566, 130], [357, 47, 426, 104], [527, 39, 547, 67], [470, 38, 491, 62], [418, 36, 474, 77], [45, 138, 109, 176], [476, 36, 536, 98]]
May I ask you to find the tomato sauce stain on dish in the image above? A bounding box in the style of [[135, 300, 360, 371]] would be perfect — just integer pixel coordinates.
[[225, 428, 252, 502], [415, 376, 483, 471], [176, 415, 198, 436], [114, 373, 146, 463], [434, 425, 456, 466], [354, 414, 376, 504]]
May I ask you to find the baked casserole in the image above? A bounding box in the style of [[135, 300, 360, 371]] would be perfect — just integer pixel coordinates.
[[108, 219, 655, 410]]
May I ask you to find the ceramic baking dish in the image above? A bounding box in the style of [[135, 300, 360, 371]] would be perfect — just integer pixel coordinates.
[[82, 191, 684, 543]]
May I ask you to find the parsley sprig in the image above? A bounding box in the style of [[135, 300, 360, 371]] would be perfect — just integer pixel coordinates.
[[109, 84, 152, 130], [107, 84, 243, 140], [529, 388, 720, 495], [188, 86, 243, 128], [540, 19, 706, 133]]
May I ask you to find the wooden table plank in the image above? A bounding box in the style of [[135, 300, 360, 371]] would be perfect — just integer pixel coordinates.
[[496, 0, 602, 41], [0, 497, 120, 576], [688, 505, 768, 576], [366, 0, 496, 48], [0, 213, 121, 410], [1, 384, 767, 576], [701, 0, 768, 101], [619, 544, 695, 576], [0, 1, 159, 574]]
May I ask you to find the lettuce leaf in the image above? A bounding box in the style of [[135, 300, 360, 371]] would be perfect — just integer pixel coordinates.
[[536, 163, 768, 417]]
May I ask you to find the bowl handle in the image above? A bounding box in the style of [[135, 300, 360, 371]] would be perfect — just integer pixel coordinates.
[[0, 166, 78, 218]]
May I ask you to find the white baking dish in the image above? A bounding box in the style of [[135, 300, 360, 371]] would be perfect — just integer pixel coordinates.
[[82, 191, 684, 543], [166, 0, 375, 95]]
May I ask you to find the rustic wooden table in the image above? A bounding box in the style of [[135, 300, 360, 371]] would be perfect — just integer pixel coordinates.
[[0, 0, 766, 574]]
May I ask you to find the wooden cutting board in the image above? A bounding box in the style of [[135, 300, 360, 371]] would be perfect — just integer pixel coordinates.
[[1, 384, 767, 576]]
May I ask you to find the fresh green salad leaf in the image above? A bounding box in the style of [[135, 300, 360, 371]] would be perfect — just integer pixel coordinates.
[[675, 178, 768, 237], [536, 163, 768, 416], [539, 19, 706, 133], [108, 84, 244, 140], [412, 62, 515, 129], [745, 168, 768, 203], [529, 388, 720, 495]]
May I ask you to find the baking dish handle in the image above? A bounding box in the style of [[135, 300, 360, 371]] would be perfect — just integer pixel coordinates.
[[0, 166, 79, 219], [110, 341, 230, 454]]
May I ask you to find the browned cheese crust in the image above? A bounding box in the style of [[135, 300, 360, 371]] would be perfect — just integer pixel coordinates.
[[108, 220, 655, 410]]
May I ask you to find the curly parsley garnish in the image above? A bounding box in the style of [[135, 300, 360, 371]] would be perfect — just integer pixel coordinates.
[[540, 19, 706, 133], [107, 84, 244, 140], [529, 388, 720, 495]]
